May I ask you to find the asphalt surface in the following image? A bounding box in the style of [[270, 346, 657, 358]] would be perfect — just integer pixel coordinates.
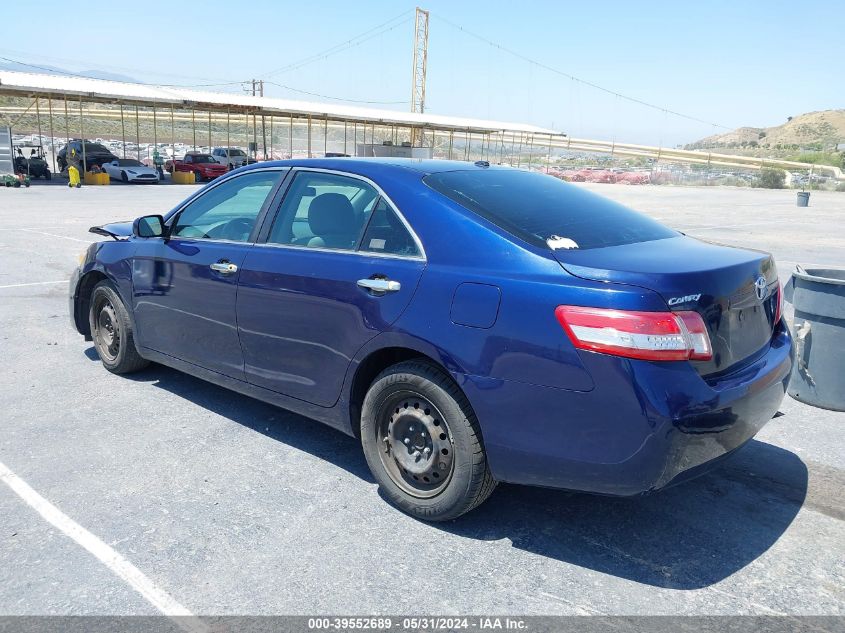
[[0, 181, 843, 616]]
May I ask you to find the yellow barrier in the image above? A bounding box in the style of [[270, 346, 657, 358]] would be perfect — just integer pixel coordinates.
[[83, 172, 110, 185], [171, 170, 198, 184]]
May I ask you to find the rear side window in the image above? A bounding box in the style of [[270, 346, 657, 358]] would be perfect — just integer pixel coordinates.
[[359, 199, 420, 257], [423, 169, 677, 250], [268, 171, 379, 250]]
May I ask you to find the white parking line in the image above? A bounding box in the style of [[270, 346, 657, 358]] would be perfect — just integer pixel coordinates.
[[0, 460, 208, 632], [19, 228, 91, 242], [0, 280, 67, 289]]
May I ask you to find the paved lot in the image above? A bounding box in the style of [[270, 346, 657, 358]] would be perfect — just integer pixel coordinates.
[[0, 182, 843, 616]]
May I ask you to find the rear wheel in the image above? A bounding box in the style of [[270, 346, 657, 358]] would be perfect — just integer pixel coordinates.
[[88, 281, 149, 374], [121, 171, 128, 183], [361, 360, 496, 521]]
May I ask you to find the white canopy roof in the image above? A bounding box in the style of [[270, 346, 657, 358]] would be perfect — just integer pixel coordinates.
[[0, 70, 562, 136]]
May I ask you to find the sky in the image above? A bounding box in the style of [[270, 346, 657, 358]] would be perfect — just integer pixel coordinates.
[[1, 0, 841, 146]]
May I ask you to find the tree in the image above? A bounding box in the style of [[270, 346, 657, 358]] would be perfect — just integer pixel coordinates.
[[759, 168, 786, 189]]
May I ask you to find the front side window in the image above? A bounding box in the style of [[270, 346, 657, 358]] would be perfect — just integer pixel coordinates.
[[172, 170, 283, 242], [268, 171, 379, 250]]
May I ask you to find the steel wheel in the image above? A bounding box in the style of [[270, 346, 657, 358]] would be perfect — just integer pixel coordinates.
[[376, 390, 455, 498], [93, 296, 121, 362]]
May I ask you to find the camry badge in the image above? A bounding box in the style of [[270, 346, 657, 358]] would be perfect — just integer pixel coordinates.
[[667, 293, 701, 306]]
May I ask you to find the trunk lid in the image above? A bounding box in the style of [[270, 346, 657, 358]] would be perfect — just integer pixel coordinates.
[[554, 235, 780, 376]]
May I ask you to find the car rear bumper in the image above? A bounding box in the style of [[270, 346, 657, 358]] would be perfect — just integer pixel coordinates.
[[458, 321, 794, 495]]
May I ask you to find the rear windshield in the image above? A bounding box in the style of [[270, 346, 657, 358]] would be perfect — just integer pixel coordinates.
[[424, 169, 678, 250]]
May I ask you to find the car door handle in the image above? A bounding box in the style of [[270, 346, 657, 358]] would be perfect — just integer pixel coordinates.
[[357, 278, 401, 293], [210, 261, 238, 274]]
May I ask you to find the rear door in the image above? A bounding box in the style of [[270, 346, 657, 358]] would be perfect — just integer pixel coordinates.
[[131, 169, 286, 377], [237, 168, 426, 407]]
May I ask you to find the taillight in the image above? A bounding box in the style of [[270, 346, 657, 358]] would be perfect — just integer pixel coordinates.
[[555, 305, 713, 361], [773, 281, 783, 325]]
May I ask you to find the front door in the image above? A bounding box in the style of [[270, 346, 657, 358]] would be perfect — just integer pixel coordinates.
[[131, 169, 285, 377], [237, 169, 426, 407]]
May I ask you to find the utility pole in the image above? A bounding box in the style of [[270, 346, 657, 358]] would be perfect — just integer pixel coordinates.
[[410, 7, 429, 147], [244, 79, 264, 97], [244, 79, 266, 159]]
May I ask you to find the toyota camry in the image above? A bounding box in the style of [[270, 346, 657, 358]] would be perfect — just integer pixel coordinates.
[[70, 158, 794, 520]]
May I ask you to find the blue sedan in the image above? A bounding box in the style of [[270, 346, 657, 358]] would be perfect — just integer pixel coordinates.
[[70, 158, 794, 520]]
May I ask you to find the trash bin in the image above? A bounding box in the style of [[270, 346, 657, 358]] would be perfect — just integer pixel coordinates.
[[786, 266, 845, 411], [796, 191, 810, 207]]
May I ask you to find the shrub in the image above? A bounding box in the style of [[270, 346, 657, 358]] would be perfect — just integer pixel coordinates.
[[758, 168, 786, 189]]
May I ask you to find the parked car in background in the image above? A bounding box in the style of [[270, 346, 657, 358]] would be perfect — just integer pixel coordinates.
[[165, 152, 228, 182], [211, 147, 256, 169], [102, 159, 160, 183], [70, 158, 793, 521], [57, 140, 119, 172]]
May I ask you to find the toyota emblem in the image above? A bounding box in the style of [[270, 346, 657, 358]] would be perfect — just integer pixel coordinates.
[[754, 275, 768, 301]]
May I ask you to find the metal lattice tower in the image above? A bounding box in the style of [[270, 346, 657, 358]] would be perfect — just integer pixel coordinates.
[[411, 7, 429, 146]]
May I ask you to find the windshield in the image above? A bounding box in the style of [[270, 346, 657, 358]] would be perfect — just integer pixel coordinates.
[[84, 143, 110, 153], [228, 149, 246, 156], [117, 159, 143, 167], [424, 169, 678, 250], [191, 155, 216, 163]]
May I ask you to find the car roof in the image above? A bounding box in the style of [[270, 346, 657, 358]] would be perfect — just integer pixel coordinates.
[[244, 157, 511, 177]]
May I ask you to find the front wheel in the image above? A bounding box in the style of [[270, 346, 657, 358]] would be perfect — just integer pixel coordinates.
[[361, 360, 496, 521], [121, 171, 128, 183], [88, 281, 149, 374]]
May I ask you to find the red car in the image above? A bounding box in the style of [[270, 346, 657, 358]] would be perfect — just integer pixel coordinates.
[[165, 153, 228, 182]]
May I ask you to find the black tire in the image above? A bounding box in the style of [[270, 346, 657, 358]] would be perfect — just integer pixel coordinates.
[[45, 171, 52, 180], [121, 171, 128, 183], [361, 360, 496, 521], [88, 280, 149, 374]]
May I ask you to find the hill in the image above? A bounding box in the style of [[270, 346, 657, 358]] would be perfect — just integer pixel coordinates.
[[686, 110, 845, 151]]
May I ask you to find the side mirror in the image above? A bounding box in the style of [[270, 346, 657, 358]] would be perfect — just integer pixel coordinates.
[[133, 215, 165, 238]]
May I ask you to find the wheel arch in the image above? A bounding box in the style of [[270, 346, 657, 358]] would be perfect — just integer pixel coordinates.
[[346, 340, 472, 440], [73, 269, 109, 338]]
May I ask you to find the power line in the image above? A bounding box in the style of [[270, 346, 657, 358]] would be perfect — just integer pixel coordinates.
[[262, 10, 414, 78], [264, 80, 406, 105], [430, 13, 733, 131], [0, 55, 248, 89], [0, 50, 243, 87]]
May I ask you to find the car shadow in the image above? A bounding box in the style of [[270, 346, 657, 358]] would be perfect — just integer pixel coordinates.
[[114, 356, 375, 483], [429, 440, 808, 589], [102, 350, 807, 590]]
